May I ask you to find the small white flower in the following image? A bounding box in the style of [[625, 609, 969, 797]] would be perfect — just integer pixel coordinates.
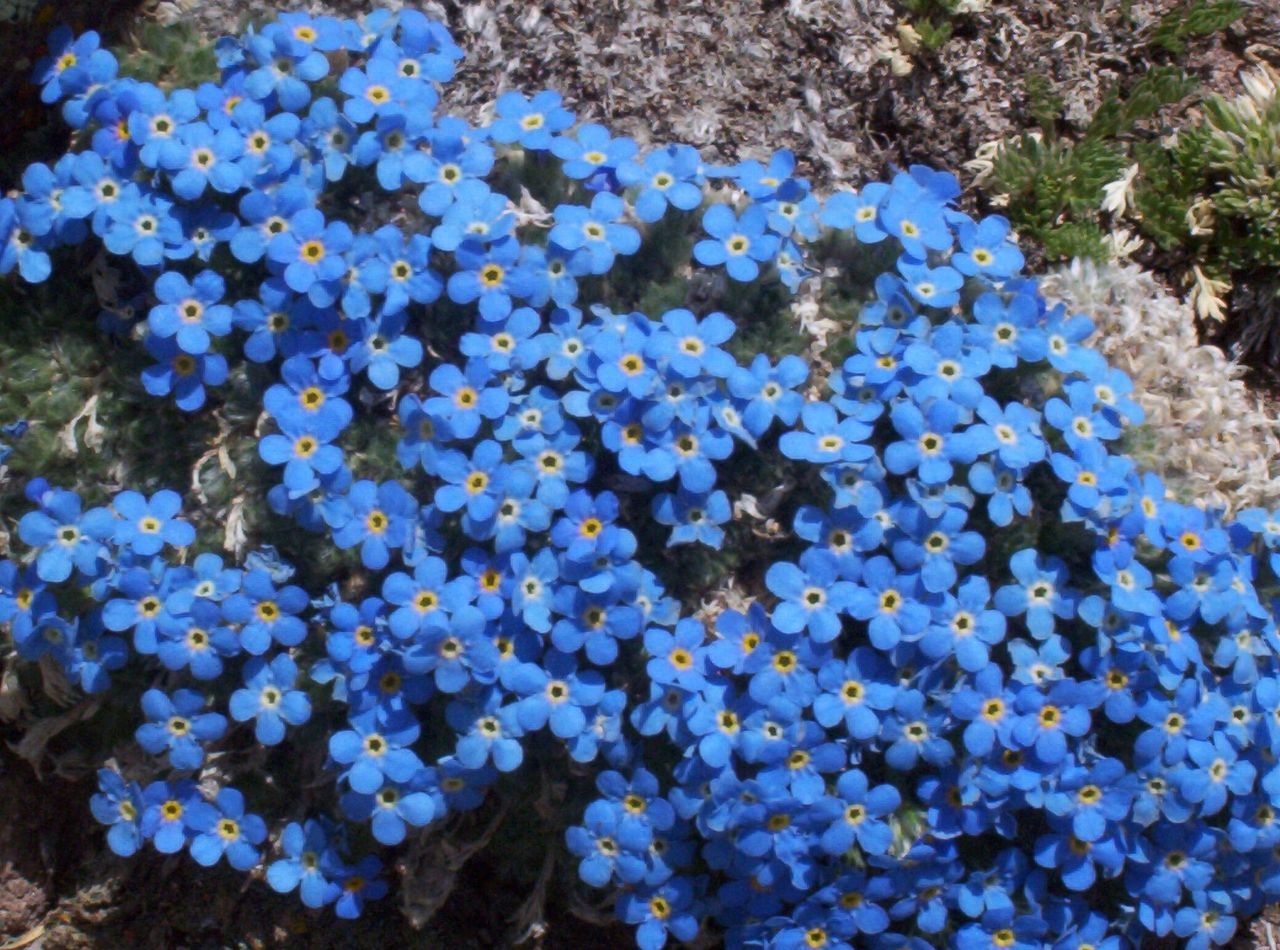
[[1100, 164, 1140, 216]]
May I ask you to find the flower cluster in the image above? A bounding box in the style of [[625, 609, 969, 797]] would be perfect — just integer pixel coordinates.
[[3, 9, 1280, 950]]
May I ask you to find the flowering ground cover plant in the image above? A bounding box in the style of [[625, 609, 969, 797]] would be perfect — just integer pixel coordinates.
[[2, 8, 1279, 949]]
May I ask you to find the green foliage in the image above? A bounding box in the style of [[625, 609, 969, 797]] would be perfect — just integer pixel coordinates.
[[911, 17, 953, 54], [897, 0, 967, 53], [1128, 131, 1213, 251], [987, 66, 1200, 264], [989, 133, 1125, 262], [989, 25, 1280, 366], [1084, 67, 1198, 143], [1197, 82, 1280, 273], [111, 20, 219, 88], [1149, 0, 1244, 55], [1024, 75, 1065, 138], [1142, 66, 1280, 354], [0, 264, 290, 578]]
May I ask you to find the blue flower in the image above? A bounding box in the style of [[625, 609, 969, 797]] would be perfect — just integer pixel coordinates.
[[645, 415, 733, 493], [135, 687, 227, 770], [812, 647, 896, 739], [447, 688, 525, 771], [713, 148, 797, 197], [1180, 733, 1254, 816], [618, 879, 701, 950], [266, 819, 344, 909], [33, 27, 110, 104], [104, 188, 189, 266], [488, 90, 575, 150], [994, 549, 1077, 639], [264, 354, 353, 431], [968, 291, 1047, 367], [221, 569, 310, 654], [330, 479, 417, 570], [111, 489, 194, 556], [334, 855, 390, 919], [551, 122, 638, 180], [1045, 383, 1123, 448], [653, 488, 731, 548], [139, 778, 204, 854], [693, 204, 780, 282], [155, 597, 238, 681], [814, 768, 900, 856], [17, 489, 115, 582], [430, 178, 515, 251], [903, 322, 991, 408], [301, 96, 358, 181], [1010, 680, 1093, 764], [63, 616, 128, 693], [381, 556, 475, 640], [259, 411, 347, 495], [549, 192, 641, 276], [1049, 440, 1131, 515], [230, 182, 314, 264], [90, 769, 145, 857], [243, 29, 330, 110], [188, 786, 267, 871], [229, 653, 312, 745], [1044, 757, 1135, 842], [508, 549, 559, 632], [643, 619, 712, 693], [159, 122, 245, 200], [649, 309, 737, 379], [338, 57, 428, 124], [884, 398, 989, 485], [897, 258, 963, 309], [728, 354, 807, 438], [1172, 893, 1237, 949], [141, 335, 229, 412], [950, 664, 1014, 756], [340, 777, 437, 845], [446, 236, 535, 322], [404, 605, 497, 693], [511, 648, 607, 739], [0, 199, 52, 283], [891, 502, 985, 594], [230, 100, 302, 179], [16, 160, 93, 243], [953, 215, 1024, 278], [1044, 305, 1109, 378], [567, 799, 650, 886], [266, 208, 353, 305], [746, 636, 822, 709], [101, 567, 167, 652], [551, 587, 643, 666], [434, 440, 507, 521], [779, 402, 874, 465], [766, 549, 855, 643], [919, 575, 1006, 671], [820, 182, 891, 243], [416, 117, 495, 214], [616, 144, 704, 222], [1160, 502, 1229, 564], [879, 177, 952, 258], [328, 708, 424, 794], [882, 688, 954, 770]]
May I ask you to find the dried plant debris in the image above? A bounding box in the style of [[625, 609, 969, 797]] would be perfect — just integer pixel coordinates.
[[1040, 257, 1280, 513], [154, 0, 1273, 195]]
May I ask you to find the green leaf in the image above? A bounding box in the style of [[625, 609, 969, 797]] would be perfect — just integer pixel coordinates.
[[1150, 0, 1244, 54]]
